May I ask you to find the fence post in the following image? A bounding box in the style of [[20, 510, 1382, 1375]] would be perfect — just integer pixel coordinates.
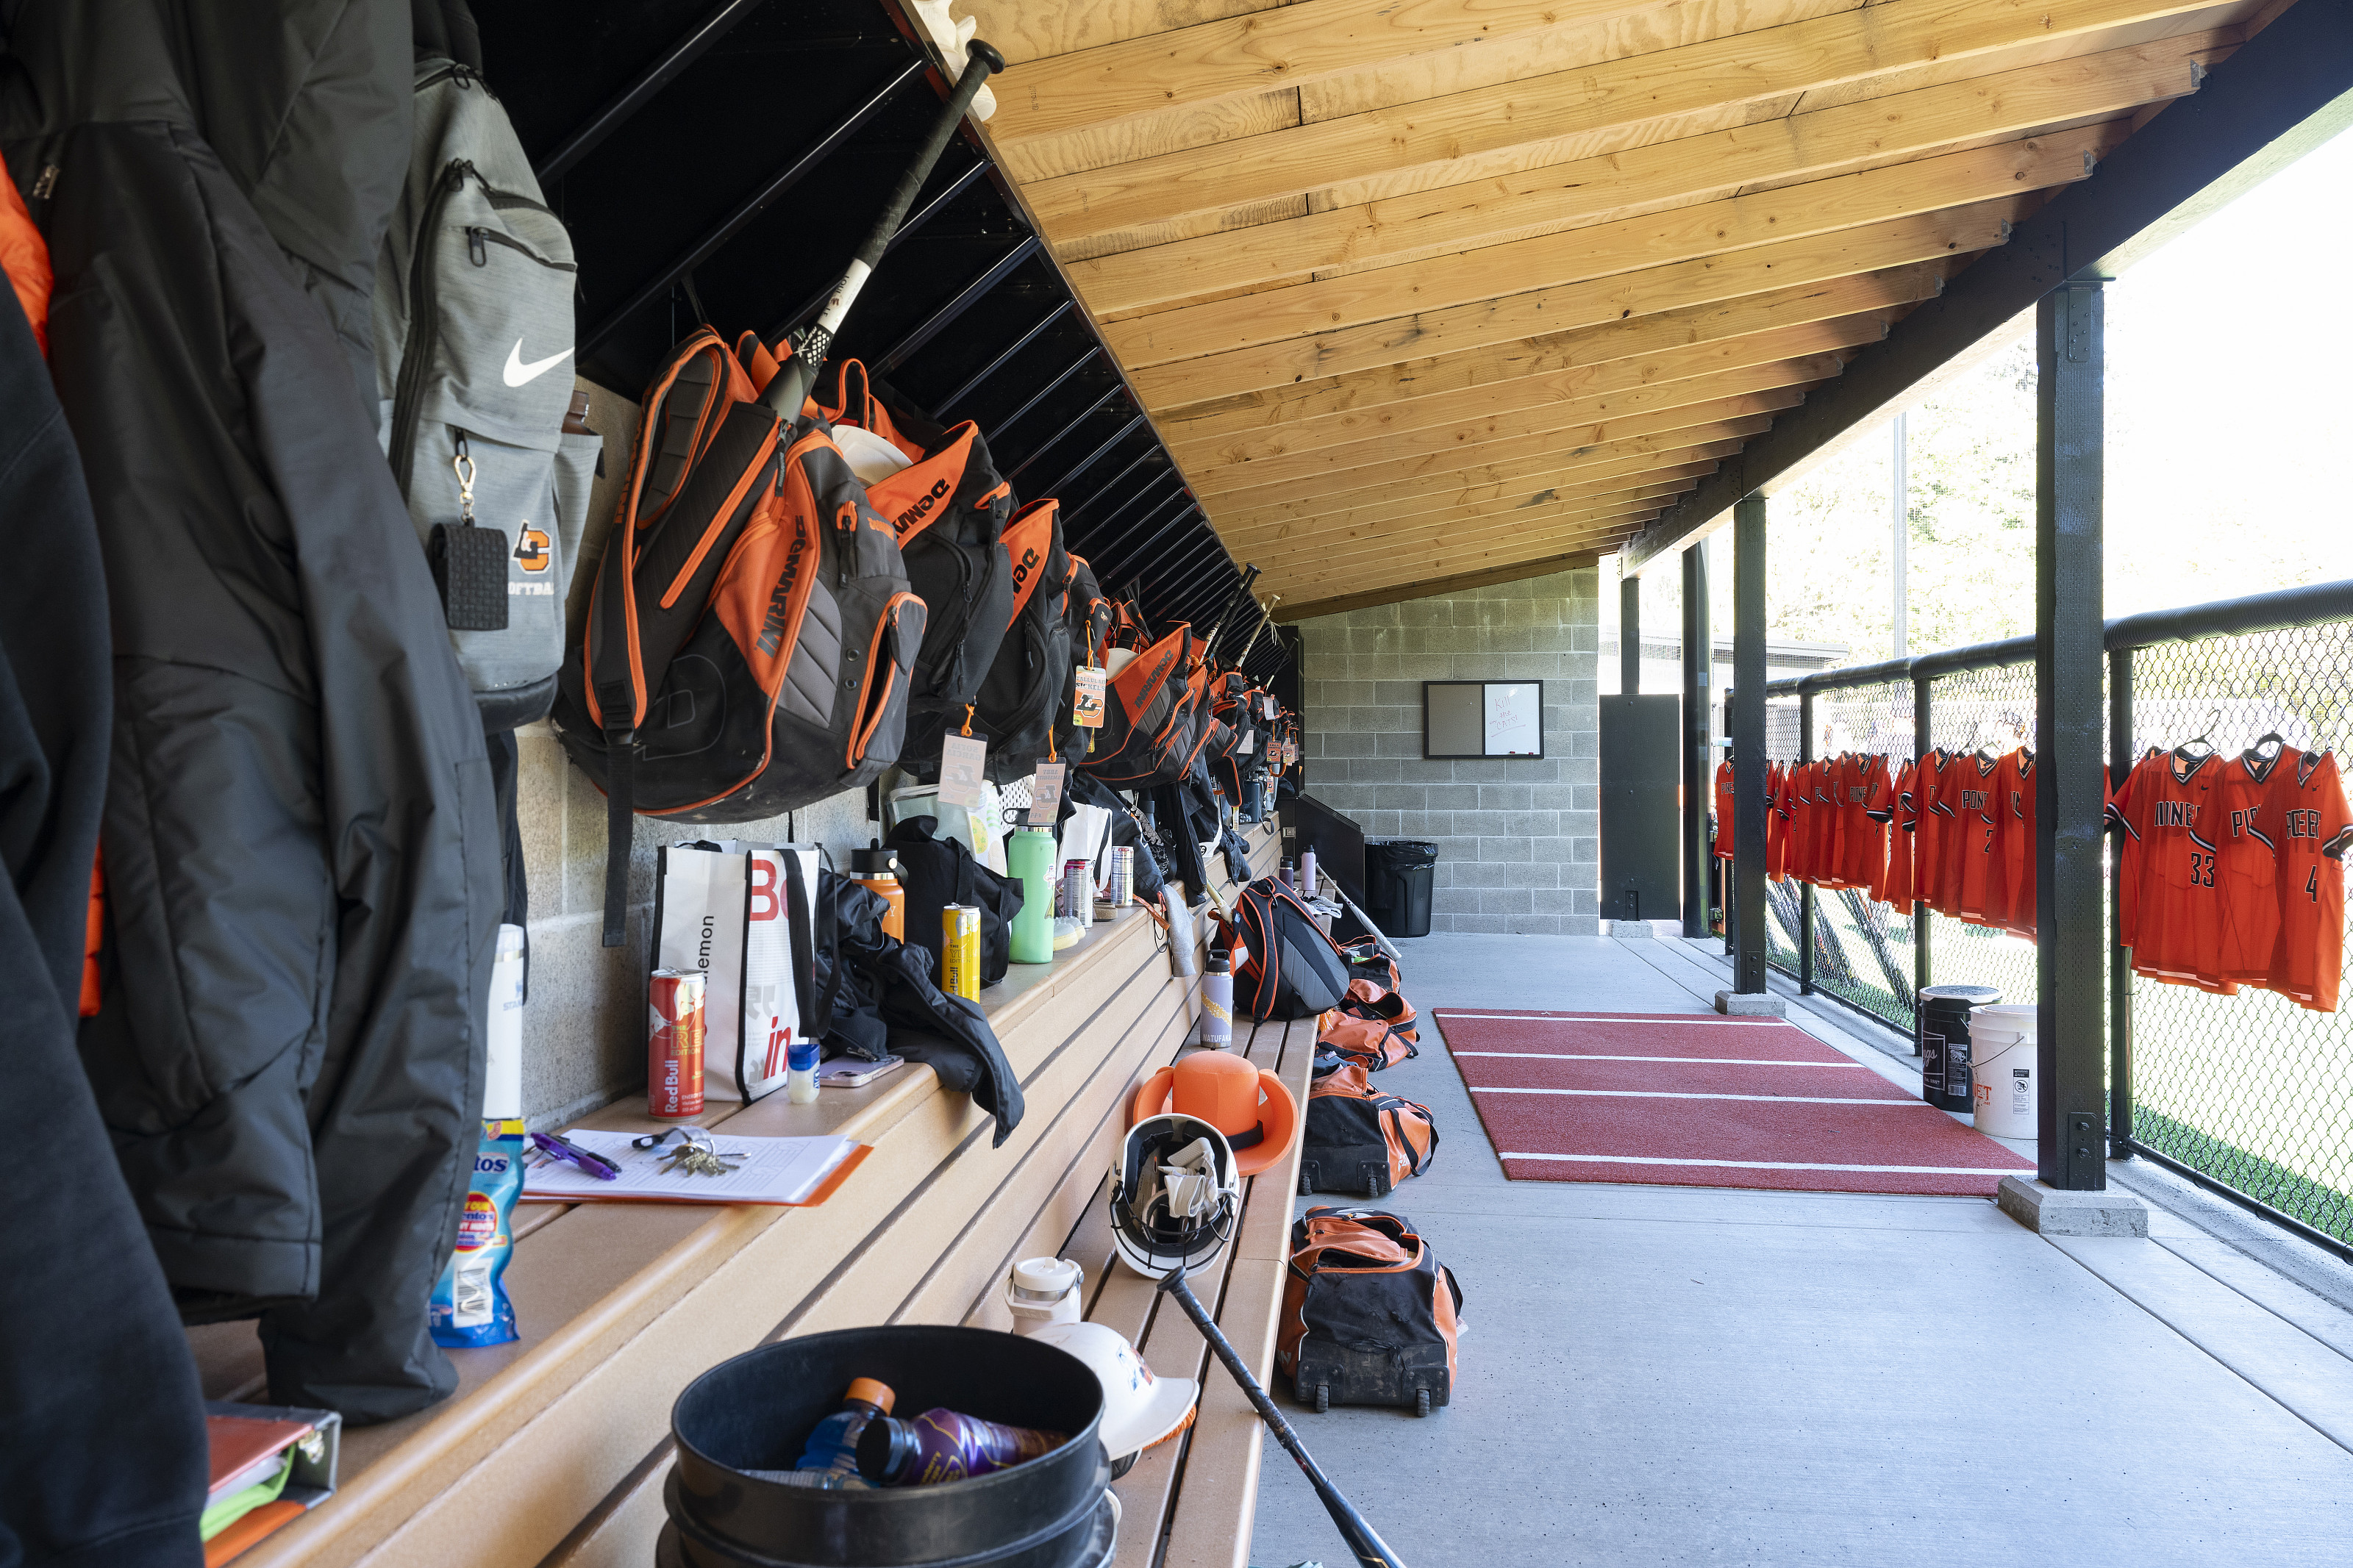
[[2109, 644, 2135, 1158], [1911, 670, 1932, 1042], [1732, 493, 1770, 993], [1798, 690, 1815, 995], [1682, 543, 1711, 938], [2036, 279, 2107, 1192]]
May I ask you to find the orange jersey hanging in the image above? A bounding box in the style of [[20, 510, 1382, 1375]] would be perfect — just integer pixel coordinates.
[[1911, 751, 1953, 912], [2265, 748, 2352, 1012], [1713, 758, 1735, 860], [2107, 750, 2238, 995], [1881, 758, 1917, 908], [2210, 747, 2290, 984], [1766, 764, 1790, 883], [1992, 749, 2035, 938], [1951, 752, 2007, 926]]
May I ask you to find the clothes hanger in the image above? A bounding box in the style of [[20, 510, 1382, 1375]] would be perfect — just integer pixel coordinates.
[[2244, 728, 2288, 764], [2174, 710, 2220, 764]]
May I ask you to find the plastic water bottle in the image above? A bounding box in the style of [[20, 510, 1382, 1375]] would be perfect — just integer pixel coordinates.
[[791, 1378, 897, 1488], [857, 1408, 1069, 1486]]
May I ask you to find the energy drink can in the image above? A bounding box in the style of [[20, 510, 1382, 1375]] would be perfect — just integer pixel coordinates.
[[648, 969, 707, 1120], [1063, 860, 1093, 928], [941, 904, 982, 1000], [1109, 845, 1134, 907]]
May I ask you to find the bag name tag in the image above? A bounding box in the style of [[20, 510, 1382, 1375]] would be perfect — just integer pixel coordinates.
[[1074, 666, 1106, 728], [1029, 761, 1067, 822], [1236, 729, 1255, 755], [937, 734, 988, 807]]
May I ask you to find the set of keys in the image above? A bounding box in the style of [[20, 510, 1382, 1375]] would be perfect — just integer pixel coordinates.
[[632, 1126, 746, 1178]]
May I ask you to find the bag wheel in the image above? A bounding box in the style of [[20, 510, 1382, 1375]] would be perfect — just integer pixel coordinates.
[[1313, 1383, 1329, 1414], [1299, 1168, 1312, 1196], [1415, 1387, 1432, 1418], [1364, 1166, 1390, 1199]]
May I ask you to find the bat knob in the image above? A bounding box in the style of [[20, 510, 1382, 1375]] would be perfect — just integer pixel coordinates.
[[965, 38, 1006, 76]]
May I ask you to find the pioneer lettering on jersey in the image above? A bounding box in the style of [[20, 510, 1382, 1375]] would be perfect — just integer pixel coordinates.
[[1960, 788, 1990, 812], [2287, 808, 2327, 840], [2154, 800, 2202, 828], [756, 528, 813, 657], [893, 476, 953, 538]]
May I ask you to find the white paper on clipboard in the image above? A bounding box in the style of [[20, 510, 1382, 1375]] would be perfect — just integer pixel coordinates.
[[524, 1129, 863, 1206]]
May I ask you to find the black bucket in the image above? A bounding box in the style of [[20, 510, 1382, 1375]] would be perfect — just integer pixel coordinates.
[[660, 1326, 1109, 1568], [1917, 985, 2000, 1115]]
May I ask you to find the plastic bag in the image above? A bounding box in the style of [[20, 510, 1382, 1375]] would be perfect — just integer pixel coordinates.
[[431, 1119, 524, 1347]]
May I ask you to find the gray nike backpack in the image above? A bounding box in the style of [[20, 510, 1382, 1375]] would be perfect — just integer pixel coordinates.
[[374, 57, 601, 730]]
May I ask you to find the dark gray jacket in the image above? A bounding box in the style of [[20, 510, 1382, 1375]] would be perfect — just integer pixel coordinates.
[[2, 0, 501, 1422]]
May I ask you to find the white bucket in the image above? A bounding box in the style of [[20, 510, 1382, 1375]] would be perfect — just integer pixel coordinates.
[[1969, 1004, 2038, 1139]]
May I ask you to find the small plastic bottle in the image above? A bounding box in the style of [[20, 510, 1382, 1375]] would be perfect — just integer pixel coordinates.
[[790, 1378, 897, 1489], [857, 1408, 1068, 1486], [788, 1034, 820, 1103]]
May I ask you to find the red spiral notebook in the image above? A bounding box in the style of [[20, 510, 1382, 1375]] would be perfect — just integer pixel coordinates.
[[201, 1403, 341, 1566]]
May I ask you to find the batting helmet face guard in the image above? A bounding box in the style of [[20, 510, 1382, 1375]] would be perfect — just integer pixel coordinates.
[[1110, 1114, 1240, 1281]]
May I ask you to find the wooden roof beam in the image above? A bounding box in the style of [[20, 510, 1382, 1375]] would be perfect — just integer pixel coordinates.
[[1621, 0, 2353, 573], [1024, 0, 2218, 245], [1240, 484, 1701, 574], [1071, 35, 2213, 311], [1218, 459, 1722, 545], [1104, 125, 2116, 366], [1275, 552, 1618, 622], [1176, 326, 1873, 474], [1128, 201, 2016, 404], [1157, 264, 1943, 447], [1268, 509, 1660, 596], [1199, 407, 1783, 510], [1193, 380, 1815, 500]]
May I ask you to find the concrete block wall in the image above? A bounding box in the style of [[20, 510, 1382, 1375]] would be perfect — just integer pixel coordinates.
[[1297, 568, 1602, 935]]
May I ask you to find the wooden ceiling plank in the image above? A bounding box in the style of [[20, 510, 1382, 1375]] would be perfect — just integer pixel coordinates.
[[1217, 459, 1722, 543], [1267, 508, 1662, 594], [1169, 316, 1884, 469], [1276, 551, 1617, 620], [1204, 425, 1766, 526], [1102, 123, 2115, 367], [1125, 198, 2016, 404], [1238, 484, 1701, 573], [1157, 263, 1938, 443], [1070, 36, 2206, 311], [1196, 401, 1788, 509], [957, 0, 1285, 68], [1024, 0, 2215, 243], [1209, 443, 1740, 534], [988, 0, 1663, 149], [1195, 371, 1816, 493]]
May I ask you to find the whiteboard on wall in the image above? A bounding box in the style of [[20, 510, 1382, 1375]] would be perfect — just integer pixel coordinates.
[[1423, 681, 1545, 759]]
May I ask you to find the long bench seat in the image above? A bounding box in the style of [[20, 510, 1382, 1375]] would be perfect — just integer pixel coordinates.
[[187, 821, 1285, 1568]]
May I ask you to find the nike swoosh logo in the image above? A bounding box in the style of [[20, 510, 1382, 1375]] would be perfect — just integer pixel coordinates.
[[503, 340, 574, 387]]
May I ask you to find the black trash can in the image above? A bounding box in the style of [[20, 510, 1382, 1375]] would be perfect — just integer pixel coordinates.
[[1916, 984, 2001, 1115], [1365, 839, 1439, 939]]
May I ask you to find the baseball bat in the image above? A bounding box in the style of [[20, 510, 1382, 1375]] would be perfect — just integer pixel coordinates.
[[763, 38, 1005, 420]]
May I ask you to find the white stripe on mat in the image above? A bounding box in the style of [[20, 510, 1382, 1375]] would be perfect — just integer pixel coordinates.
[[1470, 1086, 1913, 1105], [1452, 1051, 1868, 1067], [1499, 1153, 2026, 1175], [1438, 1013, 1783, 1025]]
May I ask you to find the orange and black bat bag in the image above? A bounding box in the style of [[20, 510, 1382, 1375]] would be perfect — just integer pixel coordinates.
[[1299, 1060, 1437, 1197], [1277, 1207, 1463, 1416], [1081, 622, 1198, 788], [555, 328, 926, 945], [968, 497, 1076, 781], [1316, 1010, 1416, 1073]]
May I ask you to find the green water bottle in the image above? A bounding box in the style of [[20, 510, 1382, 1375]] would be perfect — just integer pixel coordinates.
[[1008, 826, 1057, 964]]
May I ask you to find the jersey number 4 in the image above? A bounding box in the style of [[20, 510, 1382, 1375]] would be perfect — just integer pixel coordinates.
[[2310, 864, 2324, 903]]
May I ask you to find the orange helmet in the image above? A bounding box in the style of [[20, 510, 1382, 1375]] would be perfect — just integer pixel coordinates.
[[1127, 1050, 1299, 1178]]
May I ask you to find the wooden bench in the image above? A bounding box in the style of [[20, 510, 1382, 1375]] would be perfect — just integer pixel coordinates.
[[185, 823, 1287, 1568]]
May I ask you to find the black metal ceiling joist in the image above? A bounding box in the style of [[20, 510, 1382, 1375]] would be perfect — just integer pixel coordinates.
[[1622, 0, 2353, 575], [534, 0, 771, 182]]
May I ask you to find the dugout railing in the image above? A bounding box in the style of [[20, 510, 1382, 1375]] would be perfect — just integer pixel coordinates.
[[1750, 579, 2353, 1259]]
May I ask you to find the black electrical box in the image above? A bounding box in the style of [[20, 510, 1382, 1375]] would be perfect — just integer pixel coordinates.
[[1599, 695, 1682, 926]]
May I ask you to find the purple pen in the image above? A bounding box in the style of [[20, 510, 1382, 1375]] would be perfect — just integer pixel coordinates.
[[529, 1131, 621, 1180]]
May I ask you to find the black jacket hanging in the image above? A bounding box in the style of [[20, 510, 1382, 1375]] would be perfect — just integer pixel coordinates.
[[4, 0, 504, 1423]]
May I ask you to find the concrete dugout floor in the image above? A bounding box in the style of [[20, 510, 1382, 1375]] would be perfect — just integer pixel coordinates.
[[1245, 931, 2353, 1567]]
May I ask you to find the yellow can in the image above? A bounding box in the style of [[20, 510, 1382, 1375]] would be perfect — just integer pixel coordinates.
[[941, 903, 982, 1000]]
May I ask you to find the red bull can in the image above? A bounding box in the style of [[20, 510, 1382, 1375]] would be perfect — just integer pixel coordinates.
[[941, 905, 982, 1000], [648, 969, 707, 1120], [1109, 845, 1134, 907]]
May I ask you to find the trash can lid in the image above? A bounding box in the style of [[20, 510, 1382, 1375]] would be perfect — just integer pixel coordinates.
[[1917, 984, 2002, 1005]]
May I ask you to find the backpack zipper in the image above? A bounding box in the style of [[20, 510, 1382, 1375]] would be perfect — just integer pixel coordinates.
[[466, 225, 575, 272], [388, 158, 472, 500]]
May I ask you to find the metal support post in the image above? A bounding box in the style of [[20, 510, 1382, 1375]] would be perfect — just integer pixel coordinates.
[[1621, 571, 1641, 694], [1799, 691, 1815, 995], [2035, 279, 2107, 1192], [1912, 671, 1932, 1017], [1680, 542, 1710, 937], [1732, 494, 1768, 992], [2110, 645, 2135, 1158]]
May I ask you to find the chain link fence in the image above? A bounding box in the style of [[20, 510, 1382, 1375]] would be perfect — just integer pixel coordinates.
[[1757, 584, 2353, 1251]]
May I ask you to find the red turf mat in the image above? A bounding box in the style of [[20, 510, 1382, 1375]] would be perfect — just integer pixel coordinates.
[[1435, 1009, 2033, 1195]]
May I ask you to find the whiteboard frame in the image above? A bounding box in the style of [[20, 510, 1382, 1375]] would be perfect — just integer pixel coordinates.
[[1421, 680, 1547, 759]]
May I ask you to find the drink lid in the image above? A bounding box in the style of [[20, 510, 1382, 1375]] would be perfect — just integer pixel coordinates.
[[851, 838, 899, 878], [846, 1376, 896, 1414]]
